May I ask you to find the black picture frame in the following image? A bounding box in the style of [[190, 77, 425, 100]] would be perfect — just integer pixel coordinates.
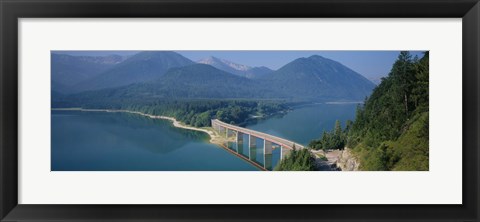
[[1, 0, 479, 221]]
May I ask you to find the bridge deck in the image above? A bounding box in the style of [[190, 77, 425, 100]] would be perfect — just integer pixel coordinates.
[[211, 119, 304, 150]]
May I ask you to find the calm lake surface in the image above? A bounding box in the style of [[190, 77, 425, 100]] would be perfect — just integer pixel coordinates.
[[51, 103, 356, 171], [245, 103, 357, 145], [51, 110, 257, 171]]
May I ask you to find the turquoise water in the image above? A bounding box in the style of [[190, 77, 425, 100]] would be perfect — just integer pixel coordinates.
[[51, 103, 357, 171], [245, 103, 358, 145], [51, 111, 258, 171]]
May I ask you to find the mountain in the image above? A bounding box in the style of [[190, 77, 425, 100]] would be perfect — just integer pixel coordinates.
[[261, 55, 376, 101], [151, 64, 266, 98], [245, 66, 274, 79], [51, 53, 125, 93], [58, 55, 377, 106], [72, 64, 283, 101], [197, 56, 273, 79], [71, 51, 195, 92]]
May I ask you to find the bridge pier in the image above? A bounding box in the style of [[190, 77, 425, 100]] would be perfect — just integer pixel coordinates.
[[217, 125, 226, 135], [218, 125, 223, 134], [280, 145, 283, 160], [248, 134, 256, 161], [226, 128, 236, 138], [211, 119, 305, 170], [264, 140, 273, 170], [236, 132, 244, 154], [236, 131, 244, 143]]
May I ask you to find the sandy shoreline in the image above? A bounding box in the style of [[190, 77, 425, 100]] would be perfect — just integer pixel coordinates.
[[52, 108, 225, 146]]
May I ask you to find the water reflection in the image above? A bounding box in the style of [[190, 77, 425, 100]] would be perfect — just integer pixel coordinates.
[[52, 110, 258, 171], [226, 139, 281, 170]]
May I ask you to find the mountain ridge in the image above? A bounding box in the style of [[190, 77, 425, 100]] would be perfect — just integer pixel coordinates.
[[51, 53, 126, 93], [62, 64, 286, 105], [71, 51, 195, 92], [261, 55, 375, 101], [197, 56, 273, 79], [52, 52, 376, 106]]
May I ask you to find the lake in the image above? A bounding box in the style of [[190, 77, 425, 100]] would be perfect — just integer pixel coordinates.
[[245, 103, 358, 145], [51, 103, 357, 171], [51, 110, 258, 171]]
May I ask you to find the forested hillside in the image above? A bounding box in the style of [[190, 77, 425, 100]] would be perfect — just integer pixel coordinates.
[[307, 51, 429, 171], [347, 51, 429, 170]]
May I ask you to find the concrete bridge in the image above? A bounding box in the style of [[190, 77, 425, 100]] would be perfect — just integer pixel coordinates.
[[211, 119, 305, 170]]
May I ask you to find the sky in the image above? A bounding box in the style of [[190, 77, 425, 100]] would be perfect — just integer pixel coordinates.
[[53, 50, 426, 79]]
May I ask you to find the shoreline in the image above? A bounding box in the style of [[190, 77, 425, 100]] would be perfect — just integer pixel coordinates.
[[51, 108, 225, 146]]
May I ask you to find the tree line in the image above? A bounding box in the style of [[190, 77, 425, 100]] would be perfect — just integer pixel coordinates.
[[53, 98, 288, 128], [308, 119, 353, 151], [305, 51, 429, 171], [348, 51, 429, 170]]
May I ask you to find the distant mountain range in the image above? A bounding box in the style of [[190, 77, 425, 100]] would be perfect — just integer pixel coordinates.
[[52, 51, 376, 104], [197, 56, 273, 79], [51, 54, 126, 93], [69, 51, 194, 93], [73, 64, 279, 101]]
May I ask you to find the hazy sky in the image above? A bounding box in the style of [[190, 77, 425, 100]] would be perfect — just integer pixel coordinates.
[[53, 50, 426, 79]]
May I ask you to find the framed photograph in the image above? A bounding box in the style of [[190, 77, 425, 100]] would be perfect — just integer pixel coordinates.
[[1, 0, 479, 221]]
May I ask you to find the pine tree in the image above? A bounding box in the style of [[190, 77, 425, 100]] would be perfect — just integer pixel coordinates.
[[334, 120, 342, 137], [342, 51, 429, 170]]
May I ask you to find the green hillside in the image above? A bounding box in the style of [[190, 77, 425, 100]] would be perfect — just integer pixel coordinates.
[[306, 52, 429, 171], [348, 51, 429, 171]]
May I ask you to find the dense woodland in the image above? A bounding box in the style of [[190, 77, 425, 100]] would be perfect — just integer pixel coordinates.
[[54, 98, 288, 128], [305, 51, 429, 171], [308, 120, 352, 151], [349, 51, 429, 170], [274, 147, 316, 171]]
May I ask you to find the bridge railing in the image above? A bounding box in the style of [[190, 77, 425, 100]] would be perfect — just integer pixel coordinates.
[[211, 119, 304, 150]]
